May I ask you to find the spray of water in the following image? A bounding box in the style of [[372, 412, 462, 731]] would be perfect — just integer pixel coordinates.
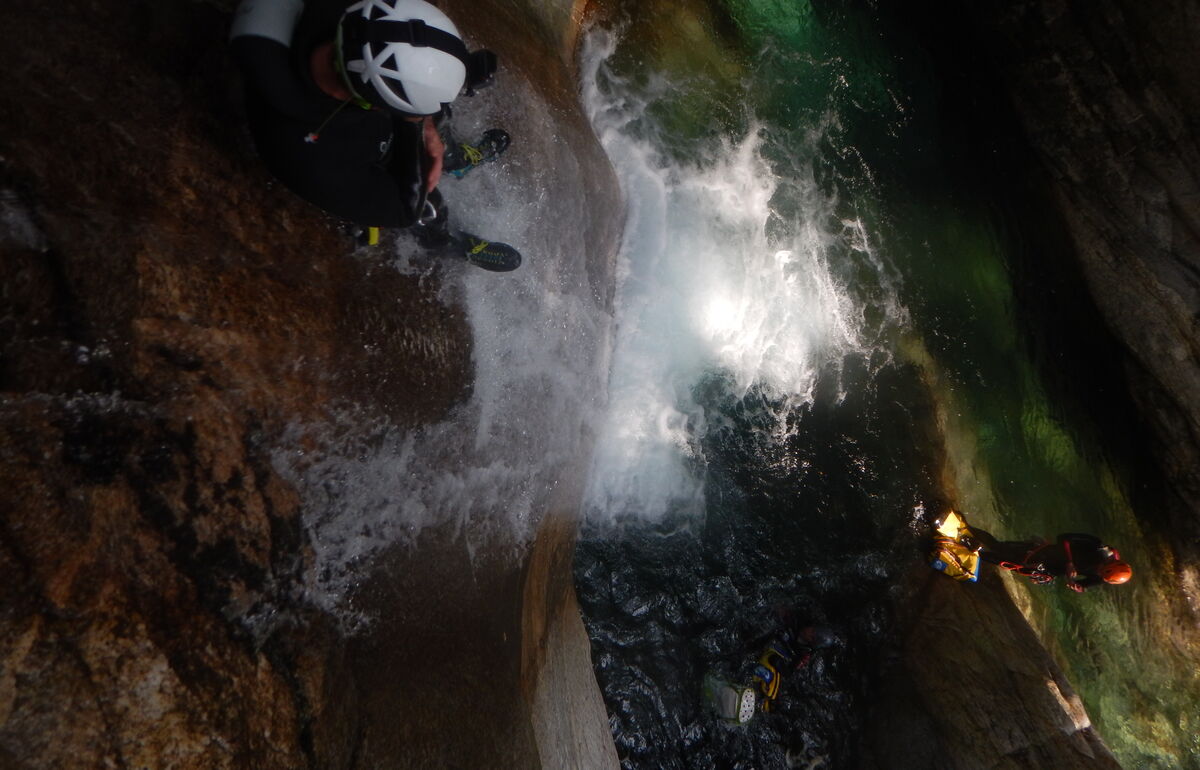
[[268, 75, 613, 627], [580, 28, 887, 523]]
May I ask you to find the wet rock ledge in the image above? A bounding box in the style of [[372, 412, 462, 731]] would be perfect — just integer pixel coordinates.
[[862, 568, 1121, 769], [1, 0, 618, 767]]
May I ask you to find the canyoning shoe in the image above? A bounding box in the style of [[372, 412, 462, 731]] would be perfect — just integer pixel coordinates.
[[443, 129, 511, 179], [453, 232, 522, 272], [412, 195, 521, 272]]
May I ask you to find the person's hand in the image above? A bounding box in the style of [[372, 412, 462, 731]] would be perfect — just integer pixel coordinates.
[[1067, 581, 1085, 593], [422, 117, 444, 192]]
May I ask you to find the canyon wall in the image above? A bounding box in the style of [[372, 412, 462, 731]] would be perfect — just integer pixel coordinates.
[[0, 0, 619, 766], [864, 2, 1200, 766], [961, 0, 1200, 590], [6, 0, 1194, 767]]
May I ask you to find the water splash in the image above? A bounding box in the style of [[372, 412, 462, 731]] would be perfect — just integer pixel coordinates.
[[268, 74, 613, 628], [580, 28, 890, 523]]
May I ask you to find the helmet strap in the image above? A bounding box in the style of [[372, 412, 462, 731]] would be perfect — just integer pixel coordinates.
[[341, 16, 470, 69], [333, 26, 374, 110]]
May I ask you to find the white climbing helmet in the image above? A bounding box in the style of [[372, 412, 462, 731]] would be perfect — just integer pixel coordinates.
[[337, 0, 468, 115]]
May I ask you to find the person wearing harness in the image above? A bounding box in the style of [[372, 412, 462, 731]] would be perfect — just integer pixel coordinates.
[[964, 527, 1132, 592], [229, 0, 505, 243]]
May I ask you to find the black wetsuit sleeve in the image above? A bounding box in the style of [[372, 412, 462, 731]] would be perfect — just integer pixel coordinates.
[[1057, 534, 1103, 572], [1058, 534, 1110, 589], [230, 36, 325, 124], [231, 33, 424, 228]]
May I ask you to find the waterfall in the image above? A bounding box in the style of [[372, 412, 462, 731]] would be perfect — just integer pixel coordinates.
[[579, 27, 896, 525], [269, 66, 614, 626]]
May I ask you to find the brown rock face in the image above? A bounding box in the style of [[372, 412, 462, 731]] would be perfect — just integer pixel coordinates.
[[1, 0, 618, 767], [6, 0, 1194, 766], [862, 570, 1121, 770]]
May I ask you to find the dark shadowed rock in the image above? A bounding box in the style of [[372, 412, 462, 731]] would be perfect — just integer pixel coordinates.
[[862, 568, 1121, 770], [856, 1, 1200, 764]]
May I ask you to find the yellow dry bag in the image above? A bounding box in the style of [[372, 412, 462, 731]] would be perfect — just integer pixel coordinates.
[[929, 511, 981, 582]]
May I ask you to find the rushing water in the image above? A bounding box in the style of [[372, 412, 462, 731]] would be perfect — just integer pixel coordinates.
[[267, 74, 614, 627], [574, 1, 1199, 768]]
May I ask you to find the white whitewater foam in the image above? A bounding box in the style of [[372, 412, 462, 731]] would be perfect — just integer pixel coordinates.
[[579, 28, 891, 524]]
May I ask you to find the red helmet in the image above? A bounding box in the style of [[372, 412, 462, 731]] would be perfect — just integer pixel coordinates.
[[1100, 561, 1132, 584]]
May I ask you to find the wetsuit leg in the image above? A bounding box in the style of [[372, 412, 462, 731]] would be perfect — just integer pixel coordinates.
[[971, 527, 1037, 566], [970, 526, 1001, 551]]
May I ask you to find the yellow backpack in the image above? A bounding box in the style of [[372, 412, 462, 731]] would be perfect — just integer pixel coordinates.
[[929, 511, 981, 582]]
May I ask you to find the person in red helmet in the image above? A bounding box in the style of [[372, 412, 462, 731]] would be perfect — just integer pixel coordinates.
[[962, 527, 1132, 592]]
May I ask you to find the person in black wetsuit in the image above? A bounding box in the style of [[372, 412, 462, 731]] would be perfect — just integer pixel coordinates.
[[966, 527, 1132, 592], [229, 0, 497, 237]]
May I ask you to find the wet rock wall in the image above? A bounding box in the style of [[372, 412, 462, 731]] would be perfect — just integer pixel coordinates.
[[958, 0, 1200, 591], [862, 2, 1200, 766], [0, 0, 620, 767]]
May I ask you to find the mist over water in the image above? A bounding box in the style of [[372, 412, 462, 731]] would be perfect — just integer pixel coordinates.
[[580, 27, 895, 524]]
